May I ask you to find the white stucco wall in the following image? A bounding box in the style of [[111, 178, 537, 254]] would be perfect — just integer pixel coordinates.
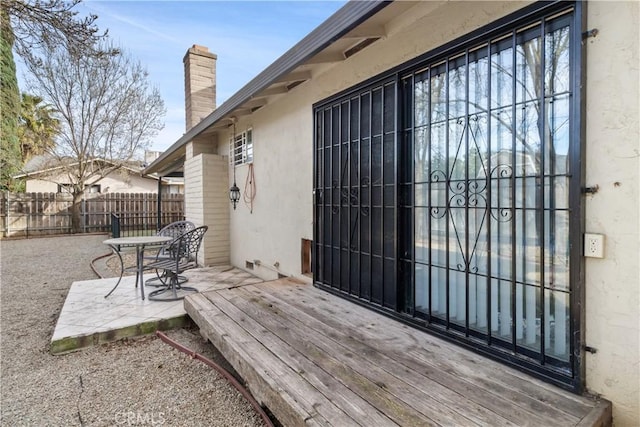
[[222, 104, 316, 281], [98, 173, 158, 193], [213, 1, 638, 423], [25, 179, 59, 193], [221, 1, 529, 281], [583, 2, 640, 425], [25, 171, 158, 193]]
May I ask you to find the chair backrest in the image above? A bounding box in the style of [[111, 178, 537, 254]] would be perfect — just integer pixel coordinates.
[[158, 220, 195, 240], [173, 225, 208, 267], [157, 221, 195, 255]]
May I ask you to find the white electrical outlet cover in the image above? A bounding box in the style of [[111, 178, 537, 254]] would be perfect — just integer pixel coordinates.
[[584, 233, 604, 258]]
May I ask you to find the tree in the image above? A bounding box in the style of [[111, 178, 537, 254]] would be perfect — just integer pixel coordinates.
[[23, 39, 166, 232], [1, 0, 103, 58], [17, 92, 59, 161], [0, 7, 21, 191], [0, 0, 107, 190]]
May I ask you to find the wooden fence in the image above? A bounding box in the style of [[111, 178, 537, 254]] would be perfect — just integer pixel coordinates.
[[0, 192, 184, 238]]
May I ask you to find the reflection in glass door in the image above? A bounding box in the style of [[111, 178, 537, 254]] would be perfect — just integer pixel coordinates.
[[409, 13, 575, 367]]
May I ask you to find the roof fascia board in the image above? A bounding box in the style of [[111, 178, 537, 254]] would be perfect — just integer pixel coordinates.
[[155, 156, 186, 177], [145, 0, 391, 174], [15, 158, 140, 179]]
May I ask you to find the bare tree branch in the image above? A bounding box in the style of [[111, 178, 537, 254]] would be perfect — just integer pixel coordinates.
[[1, 0, 106, 57], [22, 39, 165, 231]]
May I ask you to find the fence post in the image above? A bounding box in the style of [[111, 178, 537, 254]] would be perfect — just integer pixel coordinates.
[[23, 194, 27, 238], [157, 178, 162, 231], [110, 213, 120, 238], [143, 192, 148, 234], [4, 191, 9, 238]]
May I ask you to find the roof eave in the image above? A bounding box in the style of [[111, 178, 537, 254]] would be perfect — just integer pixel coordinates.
[[15, 158, 145, 179], [144, 0, 391, 175]]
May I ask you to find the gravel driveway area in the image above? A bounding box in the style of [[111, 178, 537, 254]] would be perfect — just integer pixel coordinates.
[[0, 234, 262, 427]]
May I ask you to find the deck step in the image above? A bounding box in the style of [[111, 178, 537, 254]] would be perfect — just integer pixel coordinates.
[[185, 279, 612, 427]]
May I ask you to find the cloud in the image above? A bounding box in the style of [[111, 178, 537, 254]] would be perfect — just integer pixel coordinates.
[[29, 1, 347, 151], [83, 2, 180, 43]]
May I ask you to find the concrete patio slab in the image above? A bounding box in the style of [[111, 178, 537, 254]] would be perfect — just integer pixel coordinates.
[[50, 265, 263, 354]]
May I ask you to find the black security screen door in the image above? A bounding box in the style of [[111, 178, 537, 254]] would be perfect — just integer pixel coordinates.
[[314, 2, 583, 389], [314, 78, 398, 309]]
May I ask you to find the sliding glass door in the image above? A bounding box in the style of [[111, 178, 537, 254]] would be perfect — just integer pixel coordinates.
[[314, 3, 582, 387], [407, 11, 575, 367]]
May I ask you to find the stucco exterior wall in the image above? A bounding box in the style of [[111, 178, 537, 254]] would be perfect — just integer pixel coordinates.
[[213, 1, 638, 423], [221, 105, 315, 281], [25, 179, 59, 193], [25, 171, 158, 193], [583, 2, 640, 425], [221, 0, 530, 281]]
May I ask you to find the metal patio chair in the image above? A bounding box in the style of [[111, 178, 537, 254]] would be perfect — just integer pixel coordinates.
[[146, 225, 208, 301], [144, 220, 195, 287]]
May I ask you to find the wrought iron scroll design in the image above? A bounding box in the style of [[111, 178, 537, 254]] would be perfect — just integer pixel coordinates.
[[428, 115, 514, 273]]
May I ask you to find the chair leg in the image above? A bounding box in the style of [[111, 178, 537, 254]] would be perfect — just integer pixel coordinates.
[[145, 271, 187, 287], [172, 275, 178, 299], [148, 272, 197, 301], [105, 250, 125, 298]]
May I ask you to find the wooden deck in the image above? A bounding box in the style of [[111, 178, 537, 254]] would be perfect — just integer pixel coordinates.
[[184, 278, 611, 427]]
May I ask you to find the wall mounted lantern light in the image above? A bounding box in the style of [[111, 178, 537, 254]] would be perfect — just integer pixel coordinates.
[[229, 181, 240, 210]]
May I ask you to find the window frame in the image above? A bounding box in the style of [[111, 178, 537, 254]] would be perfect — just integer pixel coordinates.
[[230, 128, 254, 166], [58, 183, 101, 194]]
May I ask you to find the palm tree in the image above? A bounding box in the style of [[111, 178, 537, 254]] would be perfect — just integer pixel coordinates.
[[17, 92, 59, 161]]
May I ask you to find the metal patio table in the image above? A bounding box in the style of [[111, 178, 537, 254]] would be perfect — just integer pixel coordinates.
[[103, 235, 173, 300]]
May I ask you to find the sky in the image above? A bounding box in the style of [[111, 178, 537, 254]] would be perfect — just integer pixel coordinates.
[[16, 0, 347, 152]]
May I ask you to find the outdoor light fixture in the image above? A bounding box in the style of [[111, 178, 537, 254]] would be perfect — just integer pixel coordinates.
[[229, 181, 240, 210]]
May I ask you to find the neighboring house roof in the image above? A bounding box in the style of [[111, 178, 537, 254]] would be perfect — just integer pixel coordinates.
[[21, 154, 57, 173], [14, 156, 154, 180], [145, 0, 413, 176]]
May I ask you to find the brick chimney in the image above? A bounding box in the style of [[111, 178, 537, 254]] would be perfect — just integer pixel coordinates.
[[183, 45, 217, 131]]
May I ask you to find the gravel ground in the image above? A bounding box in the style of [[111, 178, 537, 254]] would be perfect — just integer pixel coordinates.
[[0, 234, 263, 427]]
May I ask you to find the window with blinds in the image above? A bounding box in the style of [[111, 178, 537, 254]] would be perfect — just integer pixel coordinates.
[[230, 128, 253, 166]]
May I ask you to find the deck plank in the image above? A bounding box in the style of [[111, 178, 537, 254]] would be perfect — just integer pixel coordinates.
[[218, 286, 472, 426], [250, 281, 564, 426], [204, 289, 399, 427], [186, 279, 611, 427], [233, 284, 521, 426], [259, 279, 597, 424], [186, 293, 333, 427], [295, 283, 594, 413]]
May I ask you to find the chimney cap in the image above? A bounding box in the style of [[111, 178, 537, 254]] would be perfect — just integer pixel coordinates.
[[184, 44, 217, 61]]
